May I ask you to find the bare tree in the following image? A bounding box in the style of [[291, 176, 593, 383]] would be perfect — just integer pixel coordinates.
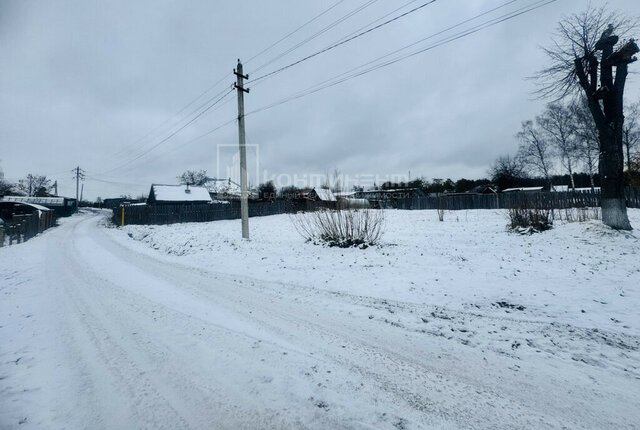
[[17, 174, 53, 197], [537, 5, 638, 230], [538, 103, 579, 190], [0, 179, 13, 195], [516, 120, 555, 190], [177, 169, 208, 186], [623, 101, 640, 174], [571, 97, 600, 190], [489, 155, 524, 191]]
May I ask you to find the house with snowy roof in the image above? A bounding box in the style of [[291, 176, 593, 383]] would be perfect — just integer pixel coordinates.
[[147, 184, 212, 205]]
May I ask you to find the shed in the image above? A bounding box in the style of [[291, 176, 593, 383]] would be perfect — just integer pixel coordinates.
[[308, 188, 337, 202], [501, 187, 544, 193], [147, 184, 212, 205], [306, 188, 337, 210]]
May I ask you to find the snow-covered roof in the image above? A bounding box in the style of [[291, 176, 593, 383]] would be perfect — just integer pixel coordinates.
[[551, 185, 568, 192], [334, 191, 356, 197], [502, 187, 544, 193], [312, 188, 336, 201], [1, 196, 66, 206], [150, 185, 212, 202], [0, 201, 51, 211]]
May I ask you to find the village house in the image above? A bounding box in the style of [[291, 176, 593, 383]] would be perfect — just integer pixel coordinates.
[[147, 184, 212, 205]]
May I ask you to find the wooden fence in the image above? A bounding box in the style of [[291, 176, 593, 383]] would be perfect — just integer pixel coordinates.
[[1, 210, 56, 246], [111, 188, 640, 227], [397, 188, 640, 211], [113, 200, 295, 226]]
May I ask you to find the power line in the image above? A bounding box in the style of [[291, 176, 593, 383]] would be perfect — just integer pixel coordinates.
[[250, 0, 437, 85], [103, 3, 359, 173], [250, 0, 380, 75], [100, 88, 235, 175], [245, 0, 552, 117], [245, 0, 348, 64], [109, 73, 233, 162], [105, 85, 233, 169]]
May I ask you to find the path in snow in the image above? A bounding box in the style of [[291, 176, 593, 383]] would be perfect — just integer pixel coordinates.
[[1, 210, 638, 429]]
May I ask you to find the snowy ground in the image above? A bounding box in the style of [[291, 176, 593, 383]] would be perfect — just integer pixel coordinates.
[[1, 208, 639, 429]]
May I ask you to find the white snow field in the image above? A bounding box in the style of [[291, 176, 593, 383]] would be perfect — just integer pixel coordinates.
[[1, 208, 639, 429]]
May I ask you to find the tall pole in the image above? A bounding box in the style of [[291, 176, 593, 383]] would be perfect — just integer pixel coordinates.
[[75, 166, 80, 212], [234, 60, 250, 239]]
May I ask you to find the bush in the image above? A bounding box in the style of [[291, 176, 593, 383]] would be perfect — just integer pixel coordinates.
[[291, 208, 384, 248], [508, 207, 552, 233]]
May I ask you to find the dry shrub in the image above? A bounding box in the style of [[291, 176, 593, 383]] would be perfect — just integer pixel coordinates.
[[291, 208, 384, 248], [508, 207, 553, 234]]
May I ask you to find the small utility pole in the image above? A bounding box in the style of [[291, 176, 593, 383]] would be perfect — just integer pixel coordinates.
[[234, 59, 250, 239]]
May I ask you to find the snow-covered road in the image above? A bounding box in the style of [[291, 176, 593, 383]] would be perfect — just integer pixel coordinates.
[[1, 210, 639, 429]]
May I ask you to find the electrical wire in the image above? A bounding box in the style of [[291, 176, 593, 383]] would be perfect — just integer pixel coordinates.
[[249, 0, 380, 74], [250, 0, 437, 85], [245, 0, 348, 64], [245, 0, 553, 117], [100, 88, 234, 175]]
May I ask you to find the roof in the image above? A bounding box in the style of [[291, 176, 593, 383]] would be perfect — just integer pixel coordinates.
[[335, 191, 357, 197], [0, 201, 51, 212], [1, 196, 66, 206], [312, 188, 337, 201], [149, 185, 212, 202], [502, 187, 544, 193]]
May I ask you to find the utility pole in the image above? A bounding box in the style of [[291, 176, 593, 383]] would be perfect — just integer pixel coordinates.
[[234, 60, 250, 239], [72, 166, 85, 212]]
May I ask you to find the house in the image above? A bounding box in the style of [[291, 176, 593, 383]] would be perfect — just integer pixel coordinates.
[[0, 195, 76, 217], [147, 184, 212, 205]]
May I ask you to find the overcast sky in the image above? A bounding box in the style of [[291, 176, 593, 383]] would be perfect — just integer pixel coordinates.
[[1, 0, 639, 200]]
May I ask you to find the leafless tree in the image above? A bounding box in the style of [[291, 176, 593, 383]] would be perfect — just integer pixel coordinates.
[[623, 101, 640, 174], [571, 97, 600, 190], [17, 174, 53, 197], [177, 169, 208, 186], [489, 154, 524, 191], [0, 179, 13, 195], [516, 120, 555, 190], [537, 5, 638, 230], [538, 103, 580, 190]]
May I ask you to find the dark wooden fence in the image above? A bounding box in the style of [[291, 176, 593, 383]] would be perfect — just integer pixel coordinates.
[[397, 188, 640, 211], [1, 211, 56, 246], [113, 200, 295, 226], [111, 188, 640, 227]]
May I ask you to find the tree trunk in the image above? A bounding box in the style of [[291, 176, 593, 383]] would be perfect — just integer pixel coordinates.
[[599, 128, 632, 229], [567, 159, 576, 191]]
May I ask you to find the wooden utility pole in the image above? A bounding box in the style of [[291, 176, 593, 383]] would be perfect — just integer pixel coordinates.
[[234, 60, 250, 239], [73, 166, 85, 212]]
